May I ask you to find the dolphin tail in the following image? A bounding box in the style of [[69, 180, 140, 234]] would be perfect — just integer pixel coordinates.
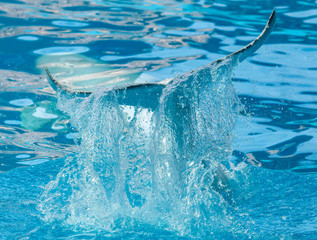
[[44, 10, 276, 93], [225, 10, 276, 64], [45, 66, 91, 95], [45, 66, 65, 92]]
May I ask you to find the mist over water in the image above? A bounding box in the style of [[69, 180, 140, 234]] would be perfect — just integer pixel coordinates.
[[38, 59, 248, 238]]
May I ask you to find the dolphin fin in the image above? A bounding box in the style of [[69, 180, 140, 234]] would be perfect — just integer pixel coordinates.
[[44, 10, 276, 93], [223, 9, 276, 64], [45, 66, 91, 95], [45, 66, 63, 92]]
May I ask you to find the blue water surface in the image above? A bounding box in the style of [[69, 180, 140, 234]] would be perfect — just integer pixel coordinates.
[[0, 0, 316, 239]]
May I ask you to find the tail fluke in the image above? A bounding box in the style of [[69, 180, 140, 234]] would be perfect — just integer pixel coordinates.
[[225, 10, 276, 64], [45, 66, 65, 92], [44, 10, 276, 93], [45, 66, 91, 95]]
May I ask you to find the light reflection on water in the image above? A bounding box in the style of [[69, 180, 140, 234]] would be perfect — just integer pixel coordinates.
[[0, 0, 316, 239]]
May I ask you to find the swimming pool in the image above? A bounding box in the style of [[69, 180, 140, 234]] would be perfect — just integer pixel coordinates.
[[0, 0, 316, 239]]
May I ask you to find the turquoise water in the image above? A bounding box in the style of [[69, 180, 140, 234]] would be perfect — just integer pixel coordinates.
[[0, 0, 316, 239]]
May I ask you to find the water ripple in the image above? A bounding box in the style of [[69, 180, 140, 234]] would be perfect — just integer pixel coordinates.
[[0, 0, 316, 239]]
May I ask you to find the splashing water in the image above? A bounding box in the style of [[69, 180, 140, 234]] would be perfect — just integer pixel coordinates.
[[38, 58, 248, 238]]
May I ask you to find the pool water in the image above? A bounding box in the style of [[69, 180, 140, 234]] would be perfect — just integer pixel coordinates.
[[0, 0, 316, 239]]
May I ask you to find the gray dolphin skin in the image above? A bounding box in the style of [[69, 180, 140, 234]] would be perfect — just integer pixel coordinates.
[[45, 10, 276, 102]]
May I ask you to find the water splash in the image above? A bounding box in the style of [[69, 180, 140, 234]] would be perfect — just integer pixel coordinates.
[[38, 59, 246, 237]]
